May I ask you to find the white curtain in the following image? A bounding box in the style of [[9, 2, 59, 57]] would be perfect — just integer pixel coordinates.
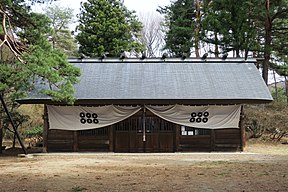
[[47, 105, 141, 130], [145, 105, 241, 129], [47, 104, 241, 131]]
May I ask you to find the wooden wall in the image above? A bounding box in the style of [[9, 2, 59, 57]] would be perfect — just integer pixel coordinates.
[[214, 129, 242, 151], [44, 105, 244, 153], [47, 130, 74, 152], [179, 135, 211, 152], [178, 129, 242, 152], [46, 128, 110, 152]]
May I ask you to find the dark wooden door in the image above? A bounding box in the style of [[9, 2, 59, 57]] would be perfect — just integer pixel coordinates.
[[114, 117, 143, 152], [114, 115, 175, 152]]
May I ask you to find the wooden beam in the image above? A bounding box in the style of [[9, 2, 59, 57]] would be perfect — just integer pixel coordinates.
[[210, 129, 216, 152], [73, 131, 78, 152], [0, 122, 2, 154], [175, 125, 180, 152], [240, 105, 246, 151], [142, 107, 146, 152], [43, 105, 48, 152], [0, 94, 27, 154], [109, 126, 114, 152]]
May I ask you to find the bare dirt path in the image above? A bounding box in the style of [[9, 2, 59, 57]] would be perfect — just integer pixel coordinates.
[[1, 148, 288, 192]]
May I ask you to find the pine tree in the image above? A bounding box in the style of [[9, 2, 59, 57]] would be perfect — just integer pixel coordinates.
[[0, 0, 81, 153], [201, 0, 258, 58], [258, 0, 288, 84], [76, 0, 144, 57], [44, 5, 78, 57], [0, 0, 80, 103], [158, 0, 198, 57]]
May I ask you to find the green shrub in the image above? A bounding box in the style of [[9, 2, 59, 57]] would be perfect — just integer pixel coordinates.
[[25, 126, 43, 147], [244, 102, 288, 142], [25, 126, 43, 138]]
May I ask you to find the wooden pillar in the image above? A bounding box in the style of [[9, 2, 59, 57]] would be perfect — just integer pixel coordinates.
[[240, 105, 246, 151], [109, 126, 114, 152], [73, 131, 78, 152], [142, 106, 146, 152], [210, 129, 216, 152], [175, 125, 180, 152], [43, 105, 48, 152], [0, 119, 3, 154], [0, 94, 27, 154]]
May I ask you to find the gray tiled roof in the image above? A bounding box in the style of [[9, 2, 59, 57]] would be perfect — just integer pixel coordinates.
[[19, 59, 273, 104]]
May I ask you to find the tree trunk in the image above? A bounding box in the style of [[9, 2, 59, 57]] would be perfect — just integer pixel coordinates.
[[214, 32, 219, 58], [285, 76, 288, 105], [13, 130, 17, 148], [195, 0, 201, 58], [236, 49, 240, 58], [263, 1, 272, 85], [273, 70, 278, 101], [0, 117, 2, 154]]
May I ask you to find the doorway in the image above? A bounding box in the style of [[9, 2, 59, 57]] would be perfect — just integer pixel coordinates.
[[114, 114, 175, 152]]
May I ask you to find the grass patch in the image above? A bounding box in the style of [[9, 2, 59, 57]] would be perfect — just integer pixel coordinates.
[[245, 140, 288, 155], [71, 186, 87, 192]]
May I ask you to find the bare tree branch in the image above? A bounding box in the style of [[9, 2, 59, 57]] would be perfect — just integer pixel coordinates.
[[138, 12, 165, 57], [0, 6, 27, 63]]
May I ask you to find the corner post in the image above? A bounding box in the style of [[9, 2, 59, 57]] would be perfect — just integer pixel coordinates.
[[43, 105, 48, 152], [0, 119, 2, 154], [109, 126, 114, 152], [175, 125, 180, 152], [210, 129, 216, 152], [73, 131, 78, 152], [240, 105, 246, 151]]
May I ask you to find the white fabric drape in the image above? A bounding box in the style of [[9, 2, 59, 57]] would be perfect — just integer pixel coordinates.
[[145, 105, 241, 129], [47, 104, 241, 131], [47, 105, 141, 130]]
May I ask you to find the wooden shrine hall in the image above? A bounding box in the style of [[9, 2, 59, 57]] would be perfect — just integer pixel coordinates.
[[18, 58, 272, 152]]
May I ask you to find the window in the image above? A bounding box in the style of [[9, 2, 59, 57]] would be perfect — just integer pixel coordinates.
[[115, 116, 175, 133], [181, 126, 210, 136], [79, 127, 108, 136]]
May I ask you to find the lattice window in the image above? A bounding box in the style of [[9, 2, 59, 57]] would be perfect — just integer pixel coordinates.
[[181, 126, 210, 136], [115, 116, 175, 132], [79, 127, 108, 136]]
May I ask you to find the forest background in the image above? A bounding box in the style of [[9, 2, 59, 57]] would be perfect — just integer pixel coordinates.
[[0, 0, 287, 152]]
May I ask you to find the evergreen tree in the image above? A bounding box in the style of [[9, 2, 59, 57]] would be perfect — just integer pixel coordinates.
[[44, 5, 78, 57], [0, 0, 80, 104], [158, 0, 198, 57], [76, 0, 144, 57], [201, 0, 258, 58], [0, 0, 80, 153], [257, 0, 288, 84]]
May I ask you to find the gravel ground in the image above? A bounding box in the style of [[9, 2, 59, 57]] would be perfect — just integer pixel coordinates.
[[0, 147, 288, 192]]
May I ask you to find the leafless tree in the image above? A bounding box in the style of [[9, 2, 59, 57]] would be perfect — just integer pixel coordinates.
[[138, 11, 165, 58]]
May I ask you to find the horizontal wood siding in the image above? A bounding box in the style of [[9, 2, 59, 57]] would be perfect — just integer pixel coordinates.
[[214, 128, 241, 151], [47, 127, 109, 152], [78, 128, 109, 152], [78, 135, 109, 152], [47, 130, 74, 152], [179, 135, 211, 152]]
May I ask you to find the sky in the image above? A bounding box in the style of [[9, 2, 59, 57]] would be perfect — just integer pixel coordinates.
[[32, 0, 282, 83], [34, 0, 171, 15], [32, 0, 171, 30]]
